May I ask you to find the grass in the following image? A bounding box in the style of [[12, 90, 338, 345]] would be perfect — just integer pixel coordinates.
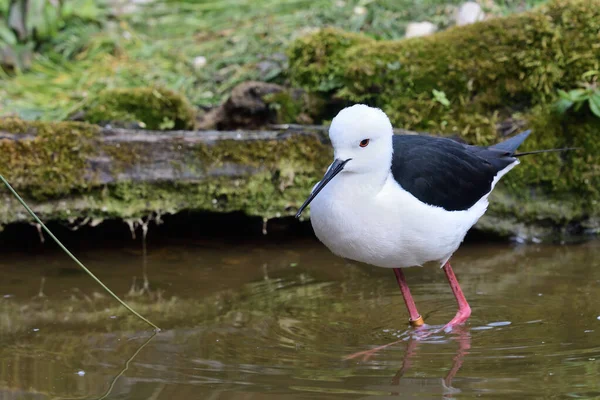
[[0, 0, 548, 121]]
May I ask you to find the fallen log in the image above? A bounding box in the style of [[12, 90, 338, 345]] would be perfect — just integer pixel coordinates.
[[0, 119, 596, 242]]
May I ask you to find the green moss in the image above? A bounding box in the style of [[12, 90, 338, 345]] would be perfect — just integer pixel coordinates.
[[287, 0, 600, 222], [504, 106, 600, 200], [0, 118, 332, 225], [262, 90, 322, 124], [83, 87, 197, 130], [0, 118, 100, 199], [287, 28, 374, 93], [290, 1, 600, 133]]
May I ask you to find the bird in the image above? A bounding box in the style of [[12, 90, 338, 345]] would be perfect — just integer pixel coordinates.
[[296, 104, 573, 332]]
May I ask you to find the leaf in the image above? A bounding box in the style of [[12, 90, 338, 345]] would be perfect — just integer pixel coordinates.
[[567, 88, 588, 102], [553, 98, 573, 114], [590, 101, 600, 118], [432, 89, 450, 107], [26, 0, 61, 40], [0, 19, 17, 45], [0, 0, 10, 15], [557, 89, 570, 100], [42, 1, 61, 38], [27, 0, 47, 38], [589, 91, 600, 118]]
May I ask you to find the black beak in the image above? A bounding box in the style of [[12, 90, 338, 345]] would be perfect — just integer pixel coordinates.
[[295, 158, 351, 218]]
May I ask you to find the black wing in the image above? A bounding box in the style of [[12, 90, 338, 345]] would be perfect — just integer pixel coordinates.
[[391, 131, 530, 211]]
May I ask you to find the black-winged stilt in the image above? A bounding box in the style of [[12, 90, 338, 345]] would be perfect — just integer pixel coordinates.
[[296, 104, 572, 332]]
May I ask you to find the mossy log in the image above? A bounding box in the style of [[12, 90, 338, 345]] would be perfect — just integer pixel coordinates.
[[0, 119, 334, 228], [0, 118, 596, 241]]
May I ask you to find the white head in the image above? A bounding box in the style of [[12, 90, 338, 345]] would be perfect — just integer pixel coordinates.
[[295, 104, 394, 217], [328, 104, 394, 174]]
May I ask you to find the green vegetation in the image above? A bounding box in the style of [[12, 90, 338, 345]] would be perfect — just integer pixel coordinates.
[[288, 0, 600, 221], [0, 0, 106, 71], [82, 86, 197, 129], [554, 71, 600, 118], [0, 0, 547, 121], [263, 89, 326, 125]]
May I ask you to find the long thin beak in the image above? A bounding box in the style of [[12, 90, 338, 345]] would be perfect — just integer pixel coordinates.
[[295, 158, 351, 218]]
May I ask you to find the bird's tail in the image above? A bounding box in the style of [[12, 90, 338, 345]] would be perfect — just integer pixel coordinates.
[[490, 130, 531, 154], [491, 129, 581, 157], [514, 148, 581, 157]]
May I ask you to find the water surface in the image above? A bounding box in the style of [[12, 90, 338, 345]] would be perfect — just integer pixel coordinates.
[[1, 236, 599, 399]]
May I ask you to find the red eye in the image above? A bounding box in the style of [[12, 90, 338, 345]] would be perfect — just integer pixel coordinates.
[[359, 139, 370, 148]]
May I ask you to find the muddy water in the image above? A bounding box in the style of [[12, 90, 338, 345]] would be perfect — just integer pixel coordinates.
[[1, 236, 599, 399]]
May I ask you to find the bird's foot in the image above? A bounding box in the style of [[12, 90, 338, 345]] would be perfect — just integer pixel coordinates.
[[441, 307, 471, 333], [410, 323, 443, 341]]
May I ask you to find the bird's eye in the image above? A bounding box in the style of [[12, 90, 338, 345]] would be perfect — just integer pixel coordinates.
[[359, 139, 370, 148]]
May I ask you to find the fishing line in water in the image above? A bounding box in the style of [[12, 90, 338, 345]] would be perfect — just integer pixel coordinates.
[[0, 174, 161, 332]]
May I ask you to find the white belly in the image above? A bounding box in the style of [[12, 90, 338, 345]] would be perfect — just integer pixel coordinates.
[[309, 173, 492, 268]]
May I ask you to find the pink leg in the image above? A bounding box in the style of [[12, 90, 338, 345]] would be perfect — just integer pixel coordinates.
[[393, 268, 424, 327], [442, 261, 471, 332]]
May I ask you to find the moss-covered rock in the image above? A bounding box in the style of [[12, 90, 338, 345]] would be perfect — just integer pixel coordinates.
[[82, 87, 197, 130], [287, 0, 600, 232]]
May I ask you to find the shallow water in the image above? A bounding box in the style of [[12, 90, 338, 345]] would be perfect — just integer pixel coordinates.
[[1, 235, 600, 399]]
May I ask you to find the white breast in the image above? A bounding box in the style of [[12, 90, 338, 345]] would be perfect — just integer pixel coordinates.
[[309, 165, 515, 269]]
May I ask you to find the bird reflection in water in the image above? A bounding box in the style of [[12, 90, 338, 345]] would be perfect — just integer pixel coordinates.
[[351, 327, 471, 399]]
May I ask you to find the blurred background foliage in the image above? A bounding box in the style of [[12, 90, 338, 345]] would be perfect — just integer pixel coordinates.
[[0, 0, 548, 121], [0, 0, 106, 70]]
